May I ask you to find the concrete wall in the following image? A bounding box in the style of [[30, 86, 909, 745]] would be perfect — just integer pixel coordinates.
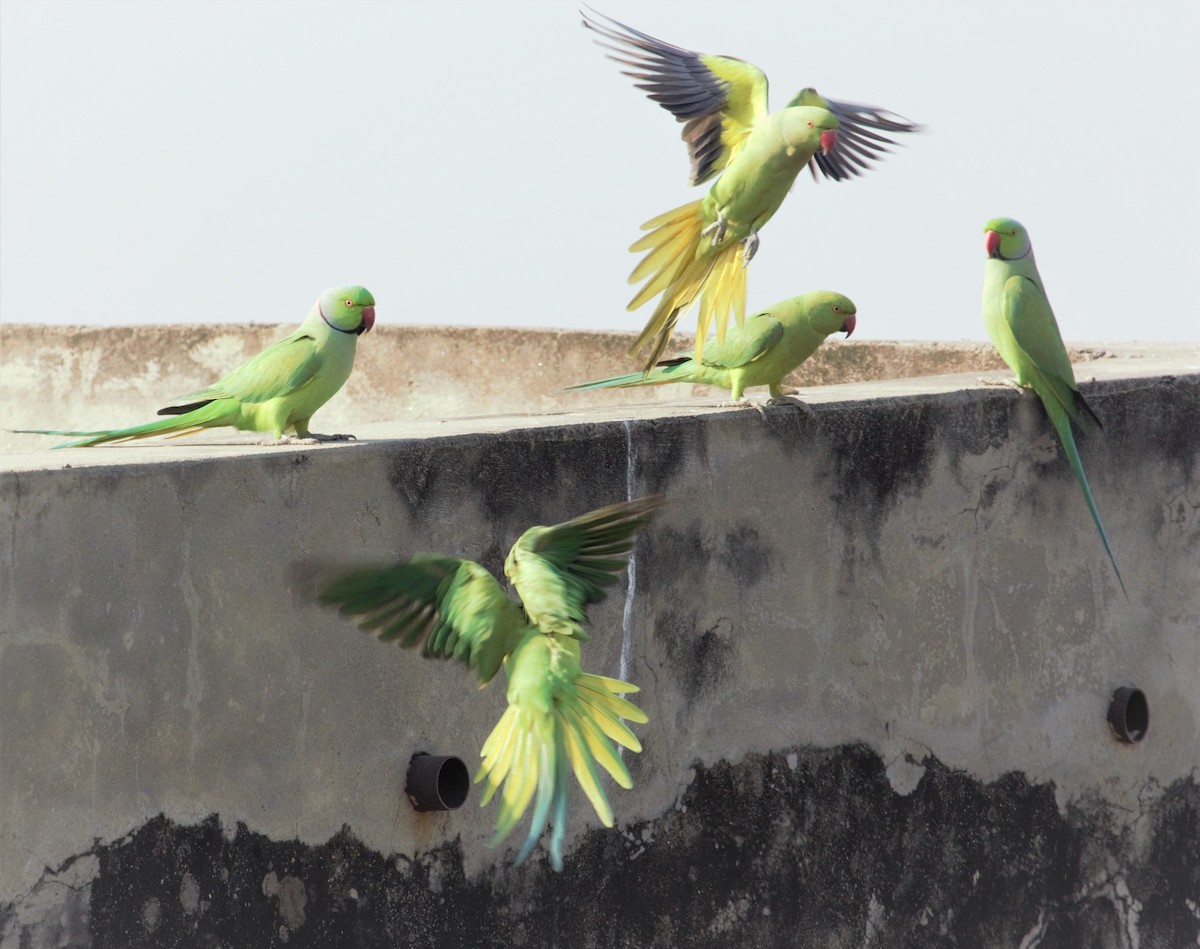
[[1, 345, 1198, 947], [4, 322, 1142, 455]]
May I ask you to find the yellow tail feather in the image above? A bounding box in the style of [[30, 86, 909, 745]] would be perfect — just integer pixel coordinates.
[[625, 199, 747, 369]]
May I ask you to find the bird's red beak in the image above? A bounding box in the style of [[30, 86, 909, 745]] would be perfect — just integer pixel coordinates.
[[984, 230, 1001, 259], [358, 305, 376, 334], [841, 314, 856, 337], [820, 129, 837, 155]]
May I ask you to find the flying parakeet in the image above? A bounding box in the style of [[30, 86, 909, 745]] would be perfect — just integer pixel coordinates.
[[15, 286, 375, 448], [567, 290, 856, 404], [318, 496, 664, 870], [982, 218, 1126, 597], [582, 8, 918, 370]]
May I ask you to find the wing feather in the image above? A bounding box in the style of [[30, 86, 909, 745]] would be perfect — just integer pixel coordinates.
[[504, 496, 665, 638], [161, 331, 324, 411], [583, 8, 767, 185], [318, 555, 525, 683]]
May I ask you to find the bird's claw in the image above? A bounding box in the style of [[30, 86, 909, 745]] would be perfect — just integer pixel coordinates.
[[257, 433, 355, 446], [766, 395, 815, 416], [717, 398, 768, 419], [741, 231, 760, 266], [702, 213, 729, 247]]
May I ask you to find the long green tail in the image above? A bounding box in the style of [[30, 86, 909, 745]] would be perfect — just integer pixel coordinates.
[[1046, 401, 1128, 598], [14, 401, 229, 449], [564, 359, 694, 392]]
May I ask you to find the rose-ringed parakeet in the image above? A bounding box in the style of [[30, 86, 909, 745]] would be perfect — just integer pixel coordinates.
[[567, 290, 856, 405], [582, 8, 918, 370], [15, 286, 375, 448], [982, 218, 1126, 597], [318, 496, 664, 871]]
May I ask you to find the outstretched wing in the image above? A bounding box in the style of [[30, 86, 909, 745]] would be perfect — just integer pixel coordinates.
[[582, 8, 768, 186], [787, 88, 921, 182], [477, 634, 648, 870], [505, 496, 665, 639], [318, 555, 526, 684]]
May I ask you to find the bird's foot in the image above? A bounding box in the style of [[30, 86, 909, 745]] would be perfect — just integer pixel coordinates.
[[766, 395, 813, 414], [701, 213, 729, 247], [741, 230, 760, 266], [718, 398, 768, 419]]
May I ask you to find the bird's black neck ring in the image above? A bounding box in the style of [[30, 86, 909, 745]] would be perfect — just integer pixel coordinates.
[[319, 300, 357, 334]]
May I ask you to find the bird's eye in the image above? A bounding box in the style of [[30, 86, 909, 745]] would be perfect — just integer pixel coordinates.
[[833, 306, 841, 313], [343, 298, 354, 307], [806, 120, 814, 128]]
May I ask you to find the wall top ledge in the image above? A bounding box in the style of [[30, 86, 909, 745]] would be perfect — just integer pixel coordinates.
[[2, 353, 1196, 476]]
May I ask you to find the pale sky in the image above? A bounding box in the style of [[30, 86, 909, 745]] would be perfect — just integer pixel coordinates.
[[2, 0, 1197, 342]]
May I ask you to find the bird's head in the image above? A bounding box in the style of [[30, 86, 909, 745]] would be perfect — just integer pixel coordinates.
[[807, 291, 857, 337], [318, 286, 376, 335], [782, 105, 839, 155], [983, 218, 1031, 261]]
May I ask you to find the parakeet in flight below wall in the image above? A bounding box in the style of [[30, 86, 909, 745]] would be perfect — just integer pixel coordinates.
[[981, 218, 1126, 597], [581, 7, 918, 371], [566, 290, 856, 406], [15, 286, 375, 448], [318, 496, 664, 871]]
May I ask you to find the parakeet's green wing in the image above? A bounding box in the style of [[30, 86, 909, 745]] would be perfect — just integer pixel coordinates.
[[581, 8, 767, 185], [1003, 276, 1098, 425], [504, 496, 665, 638], [696, 311, 783, 369], [163, 332, 324, 411], [318, 556, 526, 684]]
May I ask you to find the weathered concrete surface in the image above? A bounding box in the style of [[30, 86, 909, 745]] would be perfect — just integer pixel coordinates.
[[2, 362, 1198, 946], [5, 322, 1178, 454]]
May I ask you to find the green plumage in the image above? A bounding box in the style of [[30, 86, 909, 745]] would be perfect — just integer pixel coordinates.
[[567, 291, 856, 402], [15, 285, 375, 448], [318, 496, 664, 871], [982, 218, 1126, 597], [582, 9, 918, 368]]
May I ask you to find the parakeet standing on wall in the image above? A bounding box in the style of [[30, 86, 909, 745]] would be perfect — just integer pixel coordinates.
[[15, 286, 375, 448], [582, 8, 918, 370], [982, 218, 1126, 596], [567, 291, 856, 405], [318, 496, 664, 871]]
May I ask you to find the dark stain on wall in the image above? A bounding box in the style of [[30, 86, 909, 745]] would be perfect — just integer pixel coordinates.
[[650, 608, 736, 709], [385, 426, 631, 532], [719, 525, 773, 586], [14, 746, 1191, 948], [627, 415, 708, 490], [823, 399, 940, 517]]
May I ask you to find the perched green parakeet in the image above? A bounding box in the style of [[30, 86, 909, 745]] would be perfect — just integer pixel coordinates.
[[582, 9, 918, 370], [318, 496, 664, 871], [982, 218, 1126, 597], [16, 286, 375, 448], [566, 291, 856, 404]]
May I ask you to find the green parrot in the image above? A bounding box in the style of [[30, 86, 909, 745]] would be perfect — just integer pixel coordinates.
[[15, 286, 375, 448], [566, 291, 856, 404], [582, 8, 918, 370], [318, 496, 664, 870], [982, 218, 1126, 597]]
